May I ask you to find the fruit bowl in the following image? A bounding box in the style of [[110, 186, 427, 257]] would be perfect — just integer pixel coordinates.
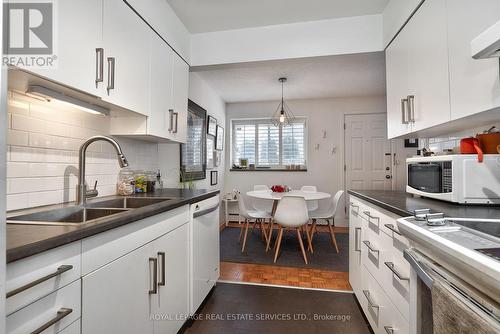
[[271, 185, 290, 193]]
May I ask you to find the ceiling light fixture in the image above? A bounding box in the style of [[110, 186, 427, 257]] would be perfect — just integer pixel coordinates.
[[271, 77, 295, 126], [25, 85, 110, 116]]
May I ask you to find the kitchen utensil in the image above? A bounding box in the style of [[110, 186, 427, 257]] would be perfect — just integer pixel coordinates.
[[460, 137, 483, 162]]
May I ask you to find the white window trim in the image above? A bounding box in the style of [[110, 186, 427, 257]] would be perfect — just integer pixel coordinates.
[[231, 117, 308, 168]]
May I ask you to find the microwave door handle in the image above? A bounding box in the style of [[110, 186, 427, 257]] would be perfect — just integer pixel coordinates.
[[404, 249, 433, 289]]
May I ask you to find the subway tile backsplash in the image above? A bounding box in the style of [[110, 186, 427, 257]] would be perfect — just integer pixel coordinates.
[[6, 92, 159, 211]]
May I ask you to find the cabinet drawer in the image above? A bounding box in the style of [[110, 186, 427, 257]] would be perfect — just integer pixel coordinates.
[[7, 279, 81, 334], [6, 242, 81, 315], [360, 269, 409, 334], [82, 205, 189, 274], [379, 229, 411, 321]]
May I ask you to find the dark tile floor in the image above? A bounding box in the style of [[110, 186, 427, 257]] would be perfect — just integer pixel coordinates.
[[183, 283, 372, 334]]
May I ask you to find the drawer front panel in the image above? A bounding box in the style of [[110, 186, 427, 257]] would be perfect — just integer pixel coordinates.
[[82, 205, 189, 274], [7, 279, 81, 334], [6, 242, 81, 315], [360, 269, 408, 334]]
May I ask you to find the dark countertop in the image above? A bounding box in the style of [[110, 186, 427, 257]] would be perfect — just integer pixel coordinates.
[[348, 190, 500, 219], [7, 188, 219, 263]]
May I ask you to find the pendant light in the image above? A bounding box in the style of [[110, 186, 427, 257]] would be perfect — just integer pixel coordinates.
[[271, 77, 295, 126]]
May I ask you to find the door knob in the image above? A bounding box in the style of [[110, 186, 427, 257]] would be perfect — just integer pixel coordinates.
[[385, 175, 391, 179]]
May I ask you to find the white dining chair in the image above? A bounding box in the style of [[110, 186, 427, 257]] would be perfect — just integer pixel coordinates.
[[252, 185, 273, 215], [308, 190, 345, 253], [272, 196, 313, 264], [237, 193, 272, 253], [300, 185, 319, 212]]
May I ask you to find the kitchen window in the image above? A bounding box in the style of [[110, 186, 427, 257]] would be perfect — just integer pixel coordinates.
[[231, 118, 307, 169]]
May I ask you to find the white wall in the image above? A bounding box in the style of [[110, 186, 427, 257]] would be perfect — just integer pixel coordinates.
[[6, 92, 159, 211], [190, 15, 383, 66], [382, 0, 423, 48], [0, 64, 7, 334], [224, 96, 387, 225], [159, 72, 226, 190]]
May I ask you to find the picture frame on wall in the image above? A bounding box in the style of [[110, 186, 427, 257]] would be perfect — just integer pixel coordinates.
[[206, 136, 215, 169], [214, 151, 221, 167], [210, 170, 218, 186], [207, 115, 217, 136], [215, 125, 224, 151]]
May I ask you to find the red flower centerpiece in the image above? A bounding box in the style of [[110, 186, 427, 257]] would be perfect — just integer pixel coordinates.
[[271, 185, 290, 193]]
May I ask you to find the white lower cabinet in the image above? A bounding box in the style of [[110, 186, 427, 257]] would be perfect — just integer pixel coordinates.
[[349, 195, 410, 332], [81, 223, 189, 334], [6, 280, 81, 334], [58, 320, 81, 334]]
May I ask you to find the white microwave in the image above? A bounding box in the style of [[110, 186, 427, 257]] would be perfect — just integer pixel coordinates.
[[406, 155, 500, 204]]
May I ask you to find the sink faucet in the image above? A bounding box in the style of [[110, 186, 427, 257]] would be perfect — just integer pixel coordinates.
[[77, 136, 129, 205]]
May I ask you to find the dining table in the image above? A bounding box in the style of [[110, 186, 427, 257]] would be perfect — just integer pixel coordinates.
[[246, 189, 331, 215]]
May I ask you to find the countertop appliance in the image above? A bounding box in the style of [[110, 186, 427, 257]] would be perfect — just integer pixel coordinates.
[[189, 194, 220, 315], [398, 210, 500, 333], [406, 154, 500, 204]]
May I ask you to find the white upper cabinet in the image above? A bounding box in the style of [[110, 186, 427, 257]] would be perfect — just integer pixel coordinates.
[[29, 0, 103, 96], [148, 33, 174, 138], [447, 0, 500, 120], [386, 24, 412, 138], [171, 54, 189, 144], [102, 0, 151, 116], [405, 0, 450, 132]]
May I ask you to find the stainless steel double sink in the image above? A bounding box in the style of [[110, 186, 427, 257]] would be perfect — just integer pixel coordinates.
[[7, 197, 173, 226]]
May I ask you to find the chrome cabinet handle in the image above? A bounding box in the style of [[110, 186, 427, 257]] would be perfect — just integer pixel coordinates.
[[173, 112, 178, 133], [384, 223, 401, 236], [95, 48, 104, 87], [350, 202, 359, 209], [106, 57, 115, 94], [354, 227, 361, 252], [384, 261, 409, 281], [362, 290, 379, 310], [403, 249, 433, 289], [31, 308, 72, 334], [401, 98, 409, 124], [7, 265, 73, 298], [362, 240, 379, 254], [148, 257, 158, 294], [363, 211, 379, 220], [384, 326, 395, 334], [168, 109, 174, 132], [407, 95, 415, 122], [158, 252, 166, 286]]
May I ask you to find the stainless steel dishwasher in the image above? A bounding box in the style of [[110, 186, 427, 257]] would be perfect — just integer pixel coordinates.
[[189, 194, 220, 315]]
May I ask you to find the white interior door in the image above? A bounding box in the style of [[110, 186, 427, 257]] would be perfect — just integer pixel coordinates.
[[345, 113, 393, 192]]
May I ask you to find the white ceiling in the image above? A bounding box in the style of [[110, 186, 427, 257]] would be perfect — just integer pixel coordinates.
[[191, 52, 386, 103], [166, 0, 389, 33]]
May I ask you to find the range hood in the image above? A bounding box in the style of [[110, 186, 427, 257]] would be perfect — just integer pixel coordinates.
[[471, 20, 500, 59]]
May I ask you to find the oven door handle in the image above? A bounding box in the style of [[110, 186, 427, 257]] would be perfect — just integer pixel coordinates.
[[403, 249, 433, 289]]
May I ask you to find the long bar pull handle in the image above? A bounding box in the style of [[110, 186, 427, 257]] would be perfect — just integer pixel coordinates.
[[363, 240, 379, 254], [362, 290, 379, 310], [350, 202, 359, 209], [149, 257, 158, 294], [354, 227, 362, 252], [403, 249, 433, 289], [95, 48, 104, 87], [385, 262, 410, 281], [31, 308, 72, 334], [158, 252, 166, 286], [363, 211, 379, 221], [107, 57, 115, 94], [384, 223, 401, 236], [168, 109, 174, 132], [173, 112, 178, 133], [407, 95, 415, 122], [7, 265, 73, 298], [401, 98, 409, 124], [384, 326, 395, 334]]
